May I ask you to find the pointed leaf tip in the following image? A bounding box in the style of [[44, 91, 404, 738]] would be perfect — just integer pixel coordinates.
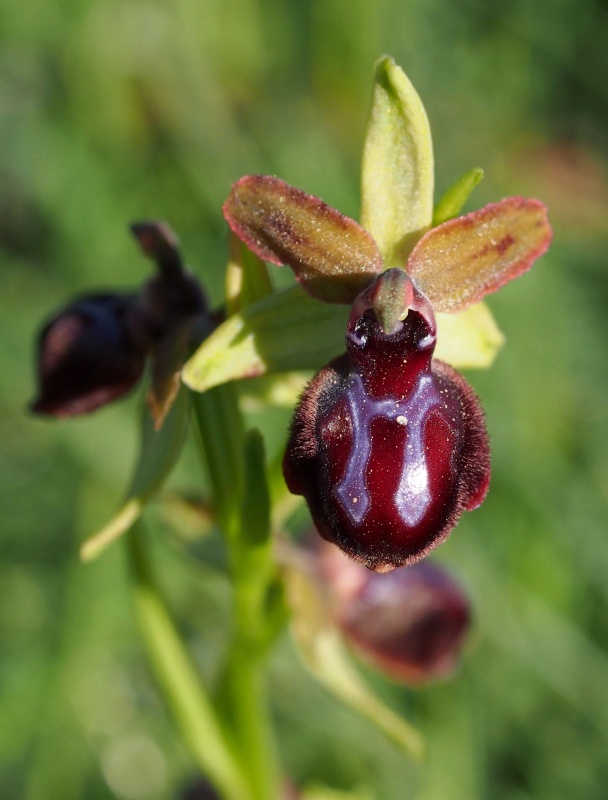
[[408, 197, 552, 313], [223, 175, 383, 304]]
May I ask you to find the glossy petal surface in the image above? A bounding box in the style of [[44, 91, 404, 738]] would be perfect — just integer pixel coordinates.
[[284, 282, 490, 571], [223, 175, 383, 303], [408, 197, 552, 312]]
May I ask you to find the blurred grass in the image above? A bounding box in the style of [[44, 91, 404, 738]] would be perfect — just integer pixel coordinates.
[[1, 0, 608, 798]]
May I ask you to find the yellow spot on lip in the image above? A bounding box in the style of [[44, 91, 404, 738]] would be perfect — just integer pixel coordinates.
[[396, 415, 408, 425], [352, 497, 358, 503]]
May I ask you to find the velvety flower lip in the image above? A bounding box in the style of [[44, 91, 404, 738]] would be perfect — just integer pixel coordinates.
[[283, 271, 491, 571]]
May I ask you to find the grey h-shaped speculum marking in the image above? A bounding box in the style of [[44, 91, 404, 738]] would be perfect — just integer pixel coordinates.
[[335, 370, 436, 527]]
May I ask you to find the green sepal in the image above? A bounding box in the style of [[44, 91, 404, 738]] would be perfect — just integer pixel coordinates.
[[434, 302, 505, 369], [433, 167, 484, 226], [360, 56, 434, 266], [226, 233, 273, 316], [80, 387, 191, 562], [182, 285, 349, 393]]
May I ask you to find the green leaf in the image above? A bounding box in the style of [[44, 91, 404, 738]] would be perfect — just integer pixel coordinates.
[[147, 324, 190, 430], [360, 56, 434, 267], [128, 526, 250, 800], [225, 233, 273, 316], [191, 383, 244, 537], [433, 167, 484, 226], [285, 566, 426, 762], [408, 197, 552, 313], [182, 285, 349, 393], [223, 175, 383, 303], [434, 302, 505, 369], [80, 388, 191, 562]]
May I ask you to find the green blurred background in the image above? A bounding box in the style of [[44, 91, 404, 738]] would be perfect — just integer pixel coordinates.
[[2, 0, 608, 798]]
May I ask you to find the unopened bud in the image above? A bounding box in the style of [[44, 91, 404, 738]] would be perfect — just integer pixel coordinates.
[[31, 293, 147, 418]]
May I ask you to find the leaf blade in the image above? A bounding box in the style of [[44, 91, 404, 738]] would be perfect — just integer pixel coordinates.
[[80, 388, 191, 562]]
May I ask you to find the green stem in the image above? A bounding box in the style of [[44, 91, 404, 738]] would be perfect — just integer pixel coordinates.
[[127, 525, 251, 800], [221, 574, 279, 800], [192, 392, 281, 799]]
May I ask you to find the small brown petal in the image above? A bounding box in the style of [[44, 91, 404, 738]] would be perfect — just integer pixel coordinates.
[[407, 197, 552, 313], [223, 175, 384, 304]]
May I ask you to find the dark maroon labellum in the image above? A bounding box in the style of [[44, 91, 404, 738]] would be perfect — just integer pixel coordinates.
[[319, 542, 471, 685], [31, 293, 148, 418], [283, 271, 490, 571]]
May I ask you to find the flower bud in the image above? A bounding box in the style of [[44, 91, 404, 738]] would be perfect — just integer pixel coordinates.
[[178, 777, 220, 800], [319, 542, 471, 685], [31, 293, 148, 417], [283, 271, 490, 572]]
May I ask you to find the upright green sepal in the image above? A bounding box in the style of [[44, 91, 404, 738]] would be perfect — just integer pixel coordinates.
[[360, 56, 434, 267]]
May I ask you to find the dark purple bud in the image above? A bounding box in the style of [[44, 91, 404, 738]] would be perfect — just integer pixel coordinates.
[[178, 777, 220, 800], [130, 221, 207, 336], [319, 542, 471, 685], [178, 777, 298, 800], [130, 221, 210, 428], [283, 270, 490, 572], [31, 293, 148, 418]]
